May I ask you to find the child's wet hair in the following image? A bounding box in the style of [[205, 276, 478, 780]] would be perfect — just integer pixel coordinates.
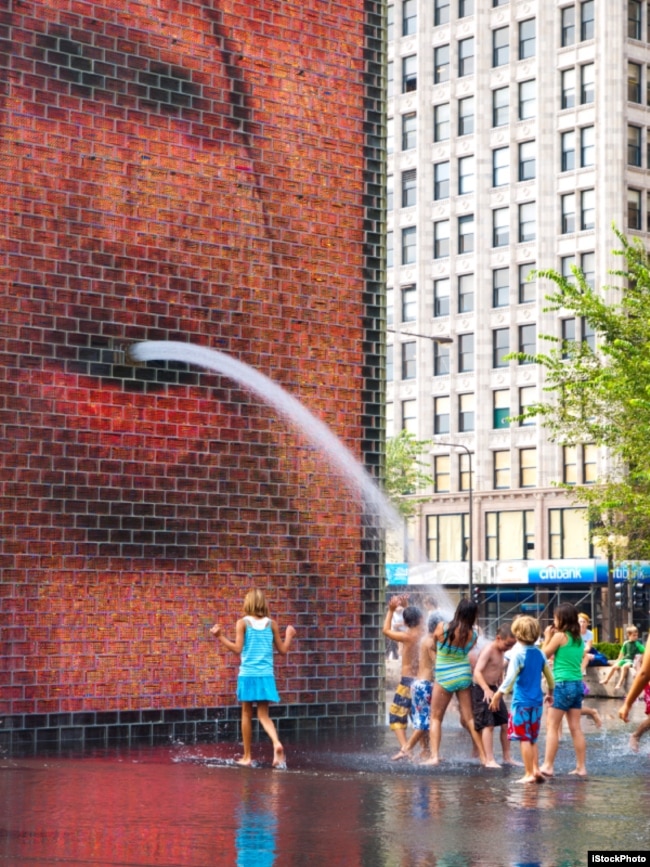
[[403, 606, 423, 628], [511, 615, 540, 645]]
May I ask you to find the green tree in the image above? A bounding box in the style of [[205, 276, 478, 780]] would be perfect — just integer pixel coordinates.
[[515, 231, 650, 557], [384, 430, 433, 519]]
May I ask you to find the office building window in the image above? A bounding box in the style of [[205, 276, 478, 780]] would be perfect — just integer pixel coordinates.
[[561, 254, 576, 282], [402, 398, 417, 434], [434, 395, 450, 434], [434, 161, 450, 200], [629, 0, 642, 38], [458, 273, 474, 313], [493, 450, 511, 489], [561, 317, 576, 358], [628, 188, 642, 230], [519, 19, 535, 59], [519, 385, 536, 425], [434, 277, 450, 317], [403, 0, 417, 35], [458, 155, 475, 195], [387, 174, 394, 212], [580, 62, 594, 104], [402, 284, 416, 322], [434, 103, 450, 141], [458, 333, 474, 373], [549, 507, 589, 557], [459, 451, 474, 492], [493, 267, 510, 308], [519, 323, 536, 360], [493, 389, 510, 429], [581, 188, 595, 230], [493, 327, 510, 368], [493, 26, 509, 66], [459, 393, 475, 432], [434, 454, 450, 492], [628, 62, 642, 102], [426, 513, 469, 562], [434, 0, 450, 26], [458, 214, 474, 254], [387, 231, 394, 268], [403, 55, 417, 93], [434, 220, 450, 259], [386, 287, 394, 326], [580, 125, 595, 166], [402, 112, 417, 150], [561, 193, 576, 233], [561, 5, 576, 46], [518, 202, 536, 242], [563, 445, 578, 485], [434, 340, 450, 376], [584, 443, 598, 483], [580, 0, 594, 40], [434, 44, 450, 84], [493, 0, 508, 5], [561, 130, 575, 171], [402, 169, 416, 208], [519, 448, 537, 487], [387, 4, 394, 41], [581, 251, 595, 289], [493, 146, 510, 186], [493, 207, 509, 247], [402, 341, 416, 380], [493, 86, 509, 126], [458, 96, 475, 135], [518, 79, 536, 119], [561, 68, 576, 109], [519, 263, 536, 303], [628, 124, 642, 166], [459, 37, 475, 77], [402, 226, 416, 264], [518, 141, 536, 181], [486, 510, 534, 560], [386, 343, 393, 382], [459, 0, 474, 17]]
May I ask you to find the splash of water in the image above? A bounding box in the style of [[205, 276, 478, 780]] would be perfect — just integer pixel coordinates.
[[127, 340, 452, 611]]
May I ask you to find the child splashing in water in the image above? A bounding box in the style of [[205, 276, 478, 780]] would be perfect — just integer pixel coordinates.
[[211, 589, 296, 768]]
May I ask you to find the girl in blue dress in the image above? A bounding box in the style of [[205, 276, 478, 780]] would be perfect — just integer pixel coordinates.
[[211, 588, 296, 768]]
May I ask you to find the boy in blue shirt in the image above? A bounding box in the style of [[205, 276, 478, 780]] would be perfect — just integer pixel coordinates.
[[489, 615, 555, 784]]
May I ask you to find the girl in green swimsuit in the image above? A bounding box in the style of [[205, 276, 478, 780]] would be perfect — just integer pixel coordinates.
[[425, 598, 488, 767]]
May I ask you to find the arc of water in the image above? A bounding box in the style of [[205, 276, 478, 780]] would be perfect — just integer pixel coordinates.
[[127, 340, 402, 532]]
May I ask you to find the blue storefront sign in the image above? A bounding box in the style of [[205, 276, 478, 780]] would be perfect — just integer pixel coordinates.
[[527, 560, 650, 584], [386, 563, 409, 585]]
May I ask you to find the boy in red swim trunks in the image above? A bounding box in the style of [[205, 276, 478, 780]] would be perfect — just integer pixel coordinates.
[[489, 615, 555, 784]]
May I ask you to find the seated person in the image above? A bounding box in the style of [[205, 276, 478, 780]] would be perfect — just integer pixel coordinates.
[[601, 626, 646, 690]]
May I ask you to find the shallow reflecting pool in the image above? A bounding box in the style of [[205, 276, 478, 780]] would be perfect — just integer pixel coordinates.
[[1, 700, 649, 866]]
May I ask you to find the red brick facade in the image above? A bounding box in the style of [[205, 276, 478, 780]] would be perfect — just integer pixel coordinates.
[[0, 0, 385, 749]]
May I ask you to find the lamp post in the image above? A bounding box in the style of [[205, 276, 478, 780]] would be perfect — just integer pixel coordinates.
[[433, 441, 473, 596]]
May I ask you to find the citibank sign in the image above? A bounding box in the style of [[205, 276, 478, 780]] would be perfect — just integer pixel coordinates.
[[528, 559, 650, 584]]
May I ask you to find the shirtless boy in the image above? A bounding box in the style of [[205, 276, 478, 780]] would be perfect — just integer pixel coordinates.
[[391, 611, 444, 760], [383, 595, 424, 753], [472, 624, 517, 768]]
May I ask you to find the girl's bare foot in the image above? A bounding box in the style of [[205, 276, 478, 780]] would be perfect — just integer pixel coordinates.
[[516, 774, 539, 784], [391, 749, 410, 761], [272, 744, 287, 769], [630, 733, 640, 753], [236, 757, 253, 766], [485, 759, 501, 769], [503, 758, 523, 767], [539, 765, 553, 777], [569, 768, 587, 777], [422, 756, 441, 766]]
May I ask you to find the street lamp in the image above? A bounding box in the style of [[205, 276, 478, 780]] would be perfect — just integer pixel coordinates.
[[386, 328, 453, 344], [433, 441, 473, 596]]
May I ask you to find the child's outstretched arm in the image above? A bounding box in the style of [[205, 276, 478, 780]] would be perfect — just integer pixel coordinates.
[[210, 618, 246, 654], [620, 636, 650, 721], [542, 660, 555, 704], [272, 622, 296, 655]]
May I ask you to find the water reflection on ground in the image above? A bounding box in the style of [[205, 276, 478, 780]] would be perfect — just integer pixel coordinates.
[[1, 700, 649, 866]]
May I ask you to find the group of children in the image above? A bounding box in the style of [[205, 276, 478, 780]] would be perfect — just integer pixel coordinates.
[[384, 595, 606, 783], [206, 587, 650, 774]]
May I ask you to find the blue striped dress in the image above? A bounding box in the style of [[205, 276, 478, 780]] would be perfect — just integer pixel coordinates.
[[237, 616, 280, 703], [435, 626, 478, 693]]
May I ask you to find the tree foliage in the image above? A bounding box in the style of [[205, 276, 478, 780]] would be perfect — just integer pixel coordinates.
[[515, 231, 650, 557], [384, 430, 433, 518]]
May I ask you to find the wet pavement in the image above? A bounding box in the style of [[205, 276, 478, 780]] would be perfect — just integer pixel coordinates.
[[1, 698, 649, 867]]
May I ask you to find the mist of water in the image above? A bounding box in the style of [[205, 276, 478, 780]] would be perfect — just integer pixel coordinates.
[[127, 339, 452, 612]]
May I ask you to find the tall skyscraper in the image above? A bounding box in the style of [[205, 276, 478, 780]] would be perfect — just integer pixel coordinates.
[[386, 0, 649, 631]]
